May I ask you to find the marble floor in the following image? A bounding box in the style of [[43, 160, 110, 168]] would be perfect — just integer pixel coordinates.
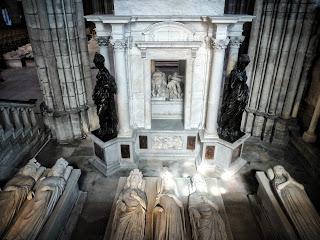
[[31, 136, 320, 240]]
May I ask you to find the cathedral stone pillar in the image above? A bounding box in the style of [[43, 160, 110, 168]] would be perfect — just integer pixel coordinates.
[[204, 37, 230, 138], [22, 0, 98, 142], [110, 23, 131, 137]]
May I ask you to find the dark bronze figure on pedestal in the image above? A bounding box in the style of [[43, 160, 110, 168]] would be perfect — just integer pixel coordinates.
[[92, 53, 118, 141], [218, 54, 250, 143]]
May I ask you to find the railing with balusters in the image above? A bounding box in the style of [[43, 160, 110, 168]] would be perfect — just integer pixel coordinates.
[[0, 99, 49, 180], [0, 99, 40, 140]]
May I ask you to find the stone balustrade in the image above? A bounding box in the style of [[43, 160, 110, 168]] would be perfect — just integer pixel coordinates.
[[0, 99, 39, 141], [0, 99, 49, 180]]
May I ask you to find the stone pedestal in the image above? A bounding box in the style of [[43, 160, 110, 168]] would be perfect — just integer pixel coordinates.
[[89, 133, 135, 176], [199, 132, 249, 176]]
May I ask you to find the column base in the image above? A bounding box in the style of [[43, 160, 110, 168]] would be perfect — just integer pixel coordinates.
[[117, 128, 133, 138], [302, 131, 317, 143], [200, 129, 219, 140]]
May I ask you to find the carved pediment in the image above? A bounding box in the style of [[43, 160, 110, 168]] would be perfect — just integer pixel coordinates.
[[142, 22, 195, 42]]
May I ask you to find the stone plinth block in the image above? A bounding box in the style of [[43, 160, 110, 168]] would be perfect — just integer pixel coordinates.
[[199, 132, 250, 175], [89, 133, 135, 176]]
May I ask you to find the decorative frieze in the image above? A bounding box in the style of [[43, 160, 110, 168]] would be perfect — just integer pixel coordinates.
[[152, 136, 183, 150]]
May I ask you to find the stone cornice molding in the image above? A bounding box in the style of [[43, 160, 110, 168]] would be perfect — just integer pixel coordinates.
[[96, 36, 110, 46], [109, 39, 127, 49], [229, 36, 245, 48], [211, 38, 230, 49]]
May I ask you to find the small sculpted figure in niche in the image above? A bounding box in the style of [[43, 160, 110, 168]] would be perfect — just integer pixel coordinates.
[[93, 52, 118, 141], [267, 165, 320, 240], [110, 169, 147, 240], [4, 158, 73, 240], [188, 174, 228, 240], [0, 159, 45, 237], [218, 54, 250, 143], [167, 72, 183, 100], [152, 69, 167, 99], [153, 168, 186, 240]]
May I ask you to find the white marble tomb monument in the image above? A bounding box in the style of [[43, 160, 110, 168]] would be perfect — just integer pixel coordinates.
[[87, 0, 254, 176]]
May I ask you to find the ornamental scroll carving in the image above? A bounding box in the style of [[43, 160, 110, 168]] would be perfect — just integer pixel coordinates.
[[229, 36, 245, 48], [211, 38, 230, 49], [152, 136, 183, 150]]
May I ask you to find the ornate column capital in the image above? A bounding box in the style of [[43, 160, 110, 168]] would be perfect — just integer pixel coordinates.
[[229, 36, 245, 48], [96, 36, 110, 46], [211, 38, 230, 50], [110, 39, 127, 49]]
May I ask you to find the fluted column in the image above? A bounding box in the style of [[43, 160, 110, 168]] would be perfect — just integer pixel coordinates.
[[226, 36, 244, 75], [204, 38, 230, 138], [303, 95, 320, 143], [96, 36, 111, 70], [110, 36, 131, 137]]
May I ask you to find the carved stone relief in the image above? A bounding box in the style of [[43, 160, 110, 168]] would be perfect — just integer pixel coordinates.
[[152, 136, 183, 150]]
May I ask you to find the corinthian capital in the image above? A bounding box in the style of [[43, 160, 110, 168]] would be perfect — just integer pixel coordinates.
[[211, 38, 230, 49], [109, 39, 127, 49], [229, 36, 245, 48], [96, 36, 110, 46]]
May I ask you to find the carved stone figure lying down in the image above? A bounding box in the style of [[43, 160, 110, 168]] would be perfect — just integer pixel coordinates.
[[4, 158, 72, 240], [110, 169, 147, 240], [0, 159, 45, 238]]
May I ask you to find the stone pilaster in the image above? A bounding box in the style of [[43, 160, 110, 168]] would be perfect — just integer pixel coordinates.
[[204, 37, 229, 138], [110, 36, 132, 137], [22, 0, 98, 142]]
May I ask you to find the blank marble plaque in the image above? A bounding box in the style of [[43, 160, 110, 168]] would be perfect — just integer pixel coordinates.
[[139, 136, 148, 149], [187, 136, 196, 150], [121, 144, 130, 159], [205, 145, 215, 160], [94, 143, 105, 161]]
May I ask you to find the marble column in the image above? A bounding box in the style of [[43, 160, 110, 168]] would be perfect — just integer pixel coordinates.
[[303, 95, 320, 143], [22, 0, 98, 142], [226, 36, 244, 75], [96, 36, 111, 70], [204, 38, 230, 138], [110, 34, 131, 137]]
